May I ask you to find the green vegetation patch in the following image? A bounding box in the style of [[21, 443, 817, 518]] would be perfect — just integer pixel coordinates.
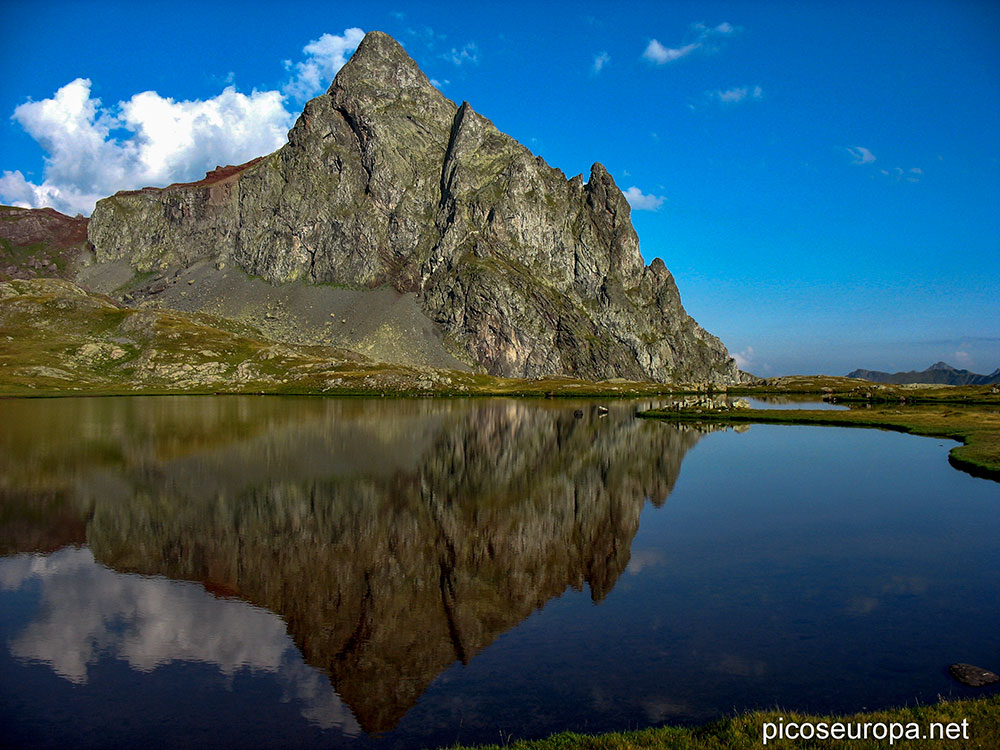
[[438, 696, 1000, 750]]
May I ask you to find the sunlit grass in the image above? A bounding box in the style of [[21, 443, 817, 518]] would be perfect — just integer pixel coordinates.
[[438, 696, 1000, 749]]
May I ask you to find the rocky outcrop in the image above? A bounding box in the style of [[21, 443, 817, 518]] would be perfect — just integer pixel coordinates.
[[0, 205, 90, 280], [88, 31, 743, 384], [948, 663, 1000, 687]]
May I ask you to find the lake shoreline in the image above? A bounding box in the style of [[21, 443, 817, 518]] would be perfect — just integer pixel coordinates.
[[637, 404, 1000, 480], [2, 378, 998, 402]]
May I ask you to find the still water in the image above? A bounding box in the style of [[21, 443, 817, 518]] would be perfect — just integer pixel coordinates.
[[0, 397, 997, 748]]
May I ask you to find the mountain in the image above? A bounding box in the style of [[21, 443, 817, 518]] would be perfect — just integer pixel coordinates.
[[85, 31, 744, 385], [0, 205, 89, 280], [847, 361, 1000, 385]]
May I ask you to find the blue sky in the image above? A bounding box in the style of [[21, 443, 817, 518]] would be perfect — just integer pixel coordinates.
[[2, 0, 997, 376]]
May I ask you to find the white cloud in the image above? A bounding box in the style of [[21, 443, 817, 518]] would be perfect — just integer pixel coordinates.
[[283, 28, 365, 100], [626, 548, 664, 574], [643, 22, 738, 64], [624, 186, 666, 211], [643, 39, 698, 64], [954, 349, 972, 365], [708, 85, 764, 104], [0, 28, 366, 216], [732, 346, 755, 370], [443, 42, 478, 66], [2, 78, 291, 216], [847, 146, 876, 165], [879, 165, 923, 183], [593, 51, 611, 73], [719, 88, 747, 103]]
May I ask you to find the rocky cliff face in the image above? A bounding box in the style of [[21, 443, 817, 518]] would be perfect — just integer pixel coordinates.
[[89, 31, 742, 384]]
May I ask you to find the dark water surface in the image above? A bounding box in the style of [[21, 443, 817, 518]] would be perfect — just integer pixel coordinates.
[[1, 396, 997, 748]]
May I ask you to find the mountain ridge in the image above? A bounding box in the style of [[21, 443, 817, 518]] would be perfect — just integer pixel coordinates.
[[848, 362, 1000, 386], [85, 30, 745, 385]]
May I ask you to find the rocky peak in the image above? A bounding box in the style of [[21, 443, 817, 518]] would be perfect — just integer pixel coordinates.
[[87, 30, 745, 384], [331, 30, 437, 98]]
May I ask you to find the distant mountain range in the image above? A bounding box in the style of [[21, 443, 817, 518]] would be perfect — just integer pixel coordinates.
[[847, 361, 1000, 385]]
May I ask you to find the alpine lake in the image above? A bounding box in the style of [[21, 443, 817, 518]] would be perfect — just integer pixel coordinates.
[[1, 395, 997, 748]]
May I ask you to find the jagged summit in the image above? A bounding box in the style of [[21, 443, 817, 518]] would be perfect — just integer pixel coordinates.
[[333, 30, 437, 95], [87, 31, 744, 384]]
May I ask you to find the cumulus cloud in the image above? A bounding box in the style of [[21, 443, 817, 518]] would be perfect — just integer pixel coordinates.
[[846, 146, 876, 164], [643, 22, 738, 64], [1, 78, 290, 216], [708, 85, 763, 104], [283, 28, 365, 100], [592, 51, 611, 73], [624, 186, 666, 211], [732, 346, 755, 370], [0, 28, 365, 216], [2, 548, 360, 733]]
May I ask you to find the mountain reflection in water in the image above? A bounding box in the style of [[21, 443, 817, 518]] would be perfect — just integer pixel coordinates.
[[0, 396, 705, 737]]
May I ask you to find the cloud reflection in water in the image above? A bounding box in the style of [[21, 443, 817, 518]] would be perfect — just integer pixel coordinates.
[[1, 546, 360, 734]]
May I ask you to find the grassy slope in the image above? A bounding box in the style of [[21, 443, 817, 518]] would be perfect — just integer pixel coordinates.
[[4, 279, 999, 399], [438, 696, 1000, 749], [0, 278, 715, 399], [4, 279, 1000, 404]]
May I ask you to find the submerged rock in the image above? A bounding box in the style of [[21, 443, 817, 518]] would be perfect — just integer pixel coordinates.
[[88, 31, 745, 385], [949, 663, 999, 687]]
